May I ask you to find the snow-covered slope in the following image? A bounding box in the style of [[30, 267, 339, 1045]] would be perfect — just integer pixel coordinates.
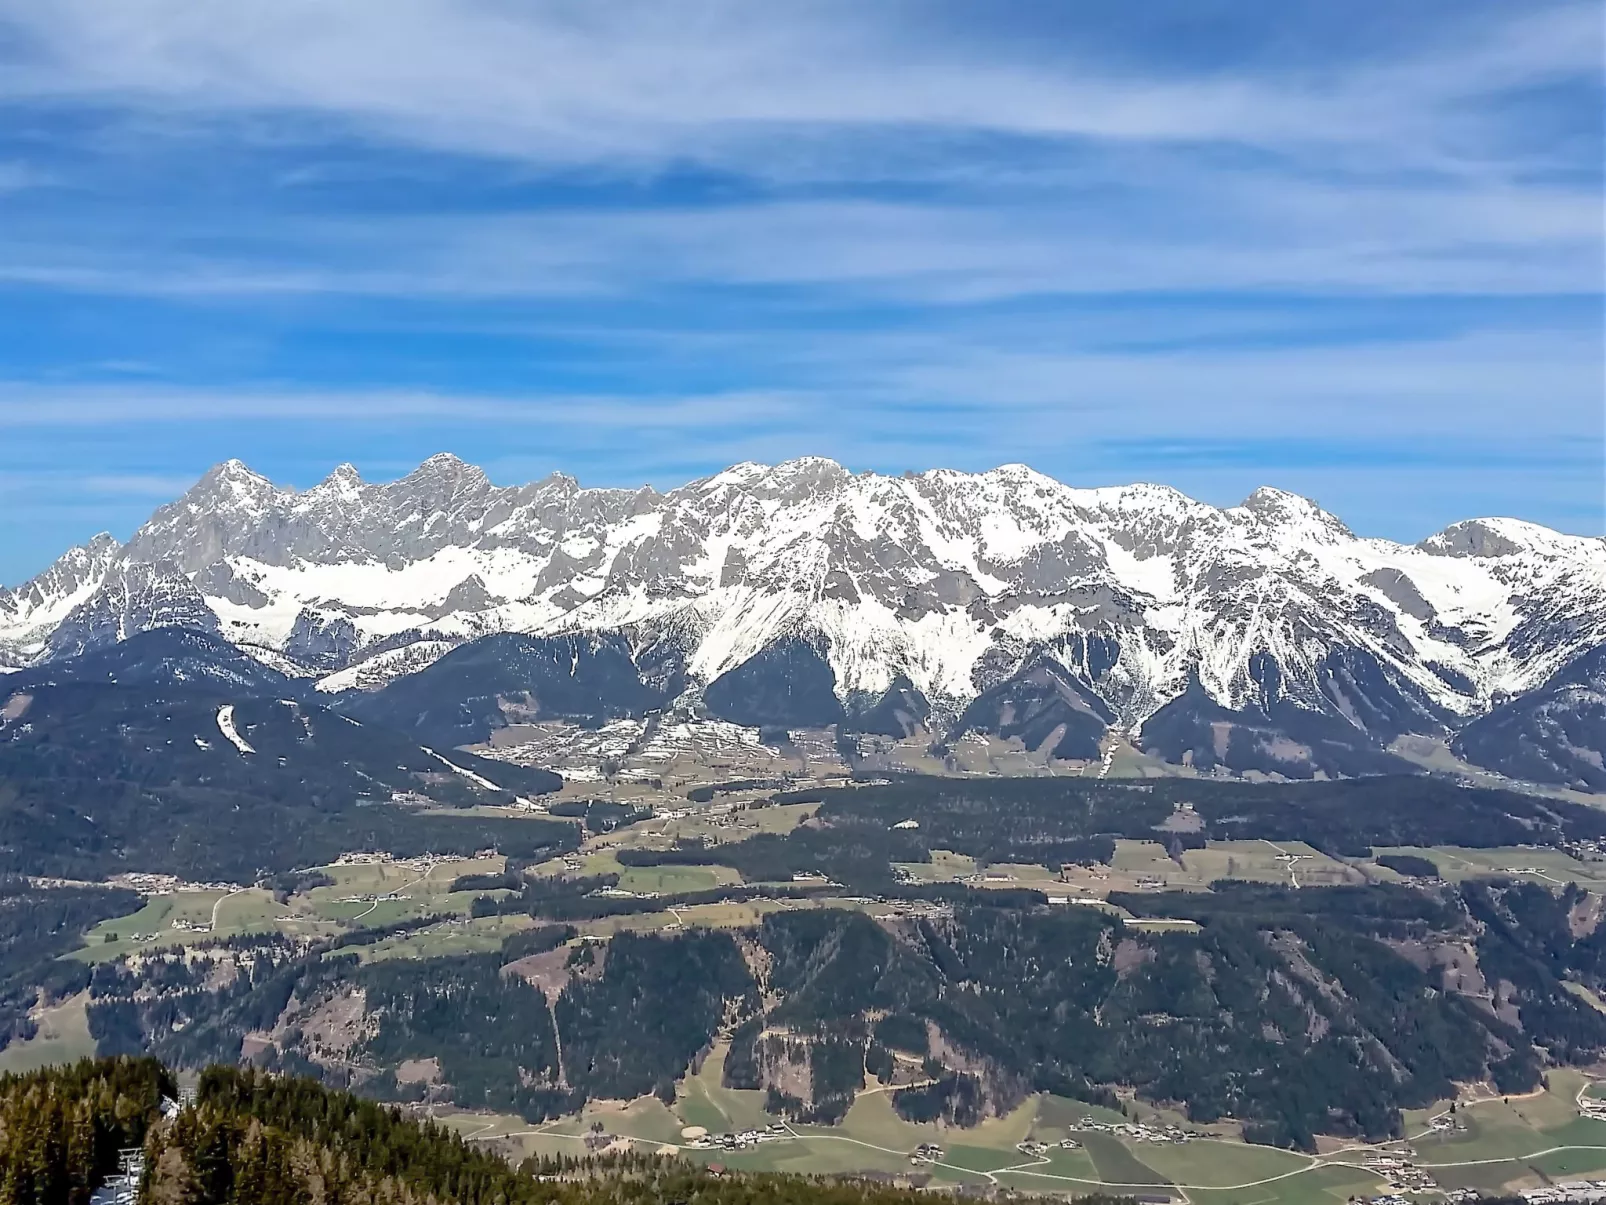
[[3, 455, 1602, 778]]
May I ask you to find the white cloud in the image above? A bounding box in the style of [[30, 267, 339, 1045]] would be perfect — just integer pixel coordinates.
[[0, 2, 1595, 302], [0, 1, 1596, 560], [0, 178, 1597, 302], [0, 320, 1595, 454], [0, 384, 809, 430], [1, 1, 1594, 170]]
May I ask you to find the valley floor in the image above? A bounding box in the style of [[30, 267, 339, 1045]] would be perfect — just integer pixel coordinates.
[[421, 1066, 1606, 1205], [16, 766, 1606, 1202]]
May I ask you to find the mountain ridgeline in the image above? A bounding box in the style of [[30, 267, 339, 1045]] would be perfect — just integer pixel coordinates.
[[0, 628, 568, 881], [78, 877, 1606, 1154], [1, 455, 1602, 786]]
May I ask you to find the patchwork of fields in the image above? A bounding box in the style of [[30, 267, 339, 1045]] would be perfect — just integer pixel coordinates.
[[426, 1071, 1606, 1205], [23, 786, 1606, 1202]]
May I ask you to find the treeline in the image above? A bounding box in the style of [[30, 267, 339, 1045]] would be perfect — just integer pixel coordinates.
[[90, 942, 309, 1069], [93, 926, 758, 1124], [464, 864, 1045, 925], [0, 878, 141, 1049], [599, 773, 1606, 896], [145, 1063, 1122, 1205], [359, 929, 754, 1115], [0, 1055, 172, 1200], [79, 877, 1606, 1153], [1376, 853, 1440, 878], [466, 870, 835, 922], [1462, 880, 1606, 1069], [685, 779, 786, 803], [547, 799, 655, 833], [721, 889, 1592, 1149], [0, 1055, 1530, 1205], [0, 681, 577, 881], [776, 772, 1606, 866], [615, 825, 929, 890]]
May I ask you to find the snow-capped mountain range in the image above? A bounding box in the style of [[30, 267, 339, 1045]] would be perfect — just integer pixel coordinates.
[[3, 454, 1602, 785]]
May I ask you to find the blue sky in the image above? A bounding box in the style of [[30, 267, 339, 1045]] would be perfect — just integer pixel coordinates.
[[0, 0, 1600, 583]]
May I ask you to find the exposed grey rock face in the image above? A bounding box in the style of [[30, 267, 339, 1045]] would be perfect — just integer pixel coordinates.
[[47, 560, 220, 660], [284, 609, 361, 670], [2, 455, 1602, 784], [0, 533, 122, 667], [0, 532, 120, 615], [1419, 519, 1533, 560]]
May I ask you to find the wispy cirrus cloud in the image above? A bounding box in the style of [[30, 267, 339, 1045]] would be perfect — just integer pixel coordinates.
[[1, 318, 1594, 455], [0, 181, 1597, 305], [0, 1, 1596, 303], [0, 384, 808, 430], [0, 1, 1597, 580], [0, 0, 1595, 170]]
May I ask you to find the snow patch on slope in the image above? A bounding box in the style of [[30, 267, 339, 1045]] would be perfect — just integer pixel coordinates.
[[3, 457, 1600, 741], [215, 705, 255, 754]]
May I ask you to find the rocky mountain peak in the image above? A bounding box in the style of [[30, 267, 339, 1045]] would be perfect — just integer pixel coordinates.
[[196, 458, 276, 500], [393, 452, 491, 503], [1, 454, 1599, 787], [311, 463, 364, 493], [1236, 486, 1354, 541], [1418, 517, 1594, 561]]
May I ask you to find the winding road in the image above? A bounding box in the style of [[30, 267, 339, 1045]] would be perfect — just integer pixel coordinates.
[[455, 1087, 1606, 1204], [351, 860, 439, 923]]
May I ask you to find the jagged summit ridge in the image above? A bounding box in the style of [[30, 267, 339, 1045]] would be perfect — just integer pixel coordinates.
[[2, 454, 1602, 783]]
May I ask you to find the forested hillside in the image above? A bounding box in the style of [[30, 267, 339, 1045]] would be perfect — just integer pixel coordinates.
[[0, 1056, 172, 1199], [1, 1057, 1140, 1205], [0, 878, 140, 1049], [620, 773, 1606, 891], [82, 876, 1606, 1153], [0, 627, 569, 880]]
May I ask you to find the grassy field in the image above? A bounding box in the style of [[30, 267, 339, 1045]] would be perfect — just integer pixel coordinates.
[[616, 864, 743, 895], [1373, 845, 1606, 888], [600, 802, 820, 856], [658, 1076, 1606, 1204], [1186, 1162, 1382, 1205], [40, 792, 1606, 1201], [421, 1081, 1441, 1205], [1182, 841, 1360, 888], [1030, 1094, 1129, 1134], [997, 1145, 1104, 1184], [675, 1043, 772, 1132], [71, 855, 509, 963], [1045, 839, 1365, 899], [1137, 1140, 1308, 1188], [1103, 741, 1189, 780], [206, 1059, 1606, 1203], [890, 838, 1363, 899], [1122, 918, 1203, 933], [0, 992, 98, 1075], [891, 850, 978, 882], [575, 897, 796, 938], [887, 836, 1606, 900], [1384, 1072, 1606, 1196], [358, 914, 535, 962], [75, 888, 307, 962], [301, 856, 507, 924], [1077, 1133, 1171, 1186]]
